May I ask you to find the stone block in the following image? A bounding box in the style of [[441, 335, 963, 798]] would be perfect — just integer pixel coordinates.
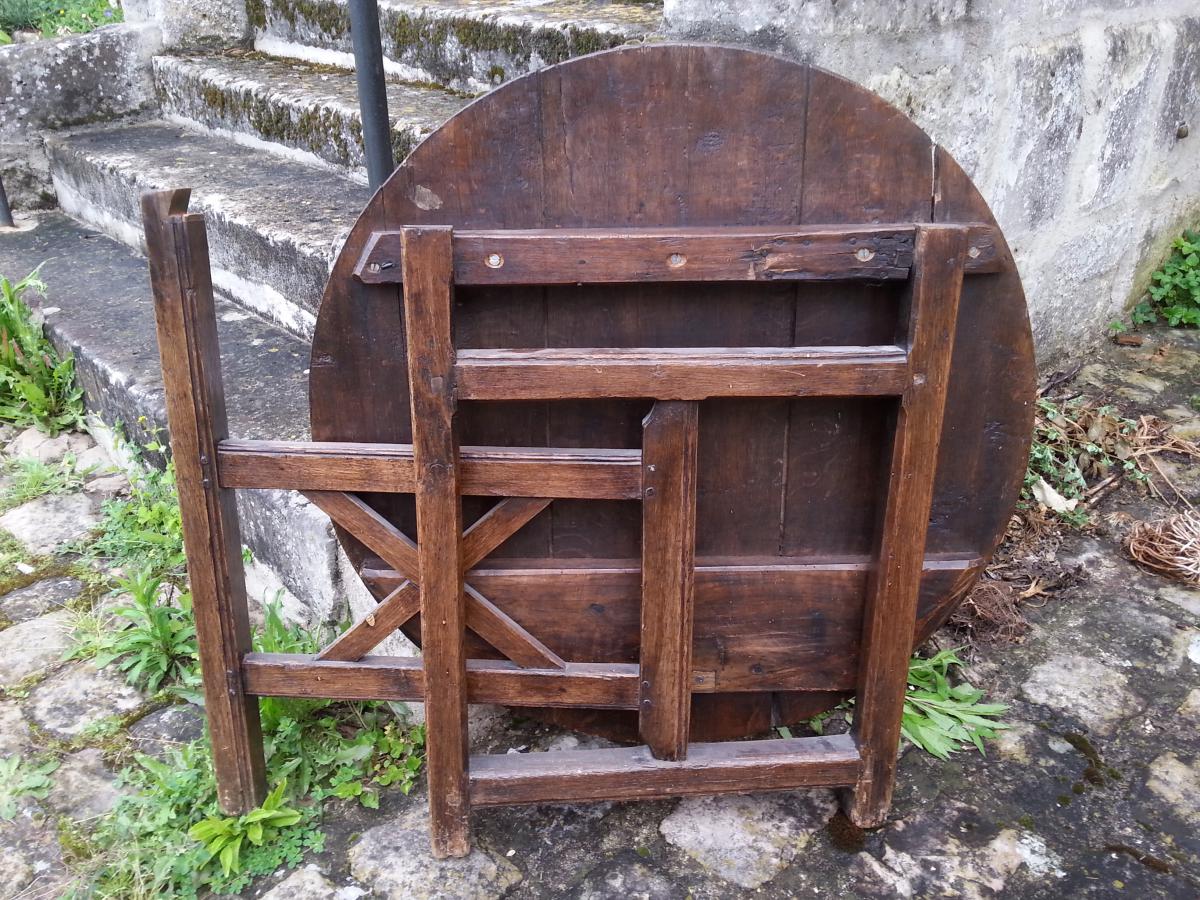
[[0, 577, 83, 624], [26, 661, 144, 739], [992, 38, 1085, 231], [1020, 653, 1142, 734], [0, 24, 160, 145], [349, 800, 522, 899], [0, 610, 73, 685], [659, 790, 836, 888], [0, 493, 101, 556], [45, 749, 123, 819]]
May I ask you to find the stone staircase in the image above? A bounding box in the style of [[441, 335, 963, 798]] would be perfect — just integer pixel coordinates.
[[6, 0, 660, 623]]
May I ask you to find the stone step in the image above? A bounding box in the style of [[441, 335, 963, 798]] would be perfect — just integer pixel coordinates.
[[251, 0, 660, 93], [45, 118, 368, 339], [153, 51, 469, 176], [0, 212, 347, 623]]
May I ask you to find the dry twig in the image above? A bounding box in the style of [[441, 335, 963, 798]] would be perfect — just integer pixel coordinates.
[[1127, 512, 1200, 584]]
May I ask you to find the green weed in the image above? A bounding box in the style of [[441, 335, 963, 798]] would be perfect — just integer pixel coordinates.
[[901, 649, 1008, 759], [803, 651, 1008, 759], [70, 599, 424, 897], [1023, 397, 1146, 527], [87, 433, 184, 575], [0, 0, 120, 36], [70, 569, 198, 694], [0, 453, 86, 511], [0, 754, 59, 819], [38, 0, 121, 36], [0, 269, 84, 435], [1138, 230, 1200, 327], [189, 781, 303, 877]]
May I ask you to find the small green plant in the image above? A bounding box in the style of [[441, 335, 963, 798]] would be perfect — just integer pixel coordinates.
[[900, 649, 1009, 759], [0, 269, 84, 435], [0, 0, 120, 36], [0, 0, 54, 31], [801, 651, 1008, 758], [38, 0, 121, 35], [0, 453, 86, 510], [73, 600, 425, 897], [1137, 230, 1200, 327], [0, 755, 59, 819], [1023, 397, 1146, 526], [189, 781, 303, 877], [73, 569, 198, 694], [88, 431, 185, 574]]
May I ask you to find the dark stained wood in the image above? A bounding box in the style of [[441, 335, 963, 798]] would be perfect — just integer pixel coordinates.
[[461, 497, 552, 565], [401, 225, 470, 858], [309, 43, 1034, 747], [355, 224, 1001, 285], [638, 402, 699, 760], [848, 226, 967, 828], [322, 499, 551, 662], [455, 346, 909, 401], [242, 654, 640, 708], [303, 490, 419, 579], [141, 188, 266, 814], [470, 734, 861, 806], [465, 585, 565, 669], [218, 440, 642, 499], [360, 556, 979, 692], [317, 581, 420, 661]]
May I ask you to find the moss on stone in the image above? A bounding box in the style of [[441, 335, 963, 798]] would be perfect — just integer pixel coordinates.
[[245, 0, 268, 30], [273, 0, 349, 36]]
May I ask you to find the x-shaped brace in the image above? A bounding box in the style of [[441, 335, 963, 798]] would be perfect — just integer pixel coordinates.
[[305, 492, 563, 668]]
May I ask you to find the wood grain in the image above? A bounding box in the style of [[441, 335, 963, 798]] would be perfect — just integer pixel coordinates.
[[308, 43, 1035, 747], [242, 653, 639, 708], [848, 226, 967, 828], [141, 188, 266, 814], [355, 224, 1001, 285], [638, 402, 699, 760], [360, 556, 980, 692], [470, 734, 862, 806], [302, 490, 418, 580], [401, 226, 470, 858], [316, 581, 420, 661], [455, 346, 909, 401], [218, 440, 642, 499]]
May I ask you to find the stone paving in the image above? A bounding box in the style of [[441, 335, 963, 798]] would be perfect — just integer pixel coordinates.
[[2, 329, 1200, 898]]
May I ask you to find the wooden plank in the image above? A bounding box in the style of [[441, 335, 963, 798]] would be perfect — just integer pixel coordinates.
[[242, 654, 640, 709], [469, 733, 861, 806], [360, 556, 981, 691], [321, 498, 553, 662], [317, 581, 420, 661], [848, 225, 968, 829], [465, 585, 566, 669], [455, 346, 909, 401], [354, 224, 1001, 285], [303, 490, 419, 580], [218, 440, 642, 499], [461, 498, 553, 566], [141, 188, 266, 814], [401, 225, 470, 859], [638, 402, 699, 760]]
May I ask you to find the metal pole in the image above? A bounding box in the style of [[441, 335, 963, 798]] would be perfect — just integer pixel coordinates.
[[348, 0, 395, 192], [0, 173, 14, 228]]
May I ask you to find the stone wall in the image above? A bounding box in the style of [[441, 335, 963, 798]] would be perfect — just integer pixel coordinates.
[[0, 23, 161, 208], [0, 24, 160, 145], [665, 0, 1200, 362]]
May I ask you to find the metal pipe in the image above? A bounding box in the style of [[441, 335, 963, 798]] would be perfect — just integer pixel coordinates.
[[0, 173, 13, 228], [348, 0, 395, 192]]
